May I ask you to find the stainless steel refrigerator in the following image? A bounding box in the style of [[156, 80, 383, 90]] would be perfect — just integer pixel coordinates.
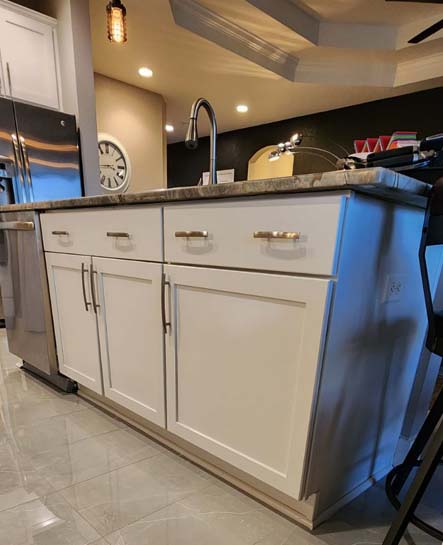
[[0, 97, 83, 203], [0, 98, 83, 391]]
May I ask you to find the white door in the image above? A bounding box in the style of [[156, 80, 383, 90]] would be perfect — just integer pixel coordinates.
[[0, 6, 60, 109], [45, 252, 102, 393], [165, 265, 332, 499], [94, 257, 166, 427]]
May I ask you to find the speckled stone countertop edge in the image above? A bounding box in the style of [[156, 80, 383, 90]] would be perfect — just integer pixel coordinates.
[[0, 167, 430, 213]]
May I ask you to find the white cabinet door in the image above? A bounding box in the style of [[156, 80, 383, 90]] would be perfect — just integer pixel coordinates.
[[94, 257, 166, 427], [165, 265, 332, 499], [45, 252, 102, 393], [0, 6, 60, 109]]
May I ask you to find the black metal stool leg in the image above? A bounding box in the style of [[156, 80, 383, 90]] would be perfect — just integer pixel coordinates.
[[391, 385, 443, 495], [383, 415, 443, 545]]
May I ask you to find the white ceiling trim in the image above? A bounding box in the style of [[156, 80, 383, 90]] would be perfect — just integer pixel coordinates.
[[247, 0, 442, 51], [247, 0, 398, 50], [395, 51, 443, 87], [169, 0, 442, 89], [169, 0, 299, 81], [296, 58, 396, 87], [245, 0, 319, 44], [318, 23, 397, 50]]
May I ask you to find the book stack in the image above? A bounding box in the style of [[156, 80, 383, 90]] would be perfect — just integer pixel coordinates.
[[354, 131, 417, 154], [386, 131, 418, 150]]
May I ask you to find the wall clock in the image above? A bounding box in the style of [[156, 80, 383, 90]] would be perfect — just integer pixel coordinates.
[[98, 133, 131, 193]]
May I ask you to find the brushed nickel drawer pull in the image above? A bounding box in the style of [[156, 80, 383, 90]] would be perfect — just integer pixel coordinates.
[[52, 230, 69, 236], [253, 231, 301, 240], [107, 232, 130, 238], [0, 221, 34, 231], [175, 230, 208, 238]]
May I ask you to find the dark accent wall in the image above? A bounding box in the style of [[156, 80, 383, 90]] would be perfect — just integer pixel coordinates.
[[167, 87, 443, 188]]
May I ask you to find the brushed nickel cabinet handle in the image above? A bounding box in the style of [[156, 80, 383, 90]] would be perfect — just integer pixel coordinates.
[[175, 230, 208, 238], [90, 268, 100, 314], [81, 263, 91, 312], [161, 273, 171, 335], [0, 221, 34, 231], [106, 232, 130, 238], [253, 231, 301, 240], [52, 230, 69, 236]]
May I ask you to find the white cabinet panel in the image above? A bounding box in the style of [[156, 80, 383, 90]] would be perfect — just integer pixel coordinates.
[[165, 264, 332, 499], [0, 5, 59, 109], [164, 195, 346, 275], [41, 206, 163, 262], [94, 257, 165, 427], [45, 252, 102, 393]]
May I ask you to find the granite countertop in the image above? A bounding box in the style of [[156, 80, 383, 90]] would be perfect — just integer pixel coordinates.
[[0, 167, 430, 212]]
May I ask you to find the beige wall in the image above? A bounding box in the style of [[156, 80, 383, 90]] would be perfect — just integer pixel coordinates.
[[94, 73, 166, 192]]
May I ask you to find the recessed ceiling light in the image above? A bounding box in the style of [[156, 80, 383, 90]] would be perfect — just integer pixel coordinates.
[[236, 104, 248, 113], [165, 124, 174, 133], [138, 67, 153, 78]]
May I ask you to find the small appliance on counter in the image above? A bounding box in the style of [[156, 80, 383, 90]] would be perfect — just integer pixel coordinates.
[[0, 97, 83, 391]]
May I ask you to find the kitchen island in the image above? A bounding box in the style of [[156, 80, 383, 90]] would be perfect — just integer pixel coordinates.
[[0, 167, 440, 529]]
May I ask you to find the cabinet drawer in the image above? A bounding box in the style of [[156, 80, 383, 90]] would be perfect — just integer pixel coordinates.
[[41, 206, 162, 261], [164, 195, 347, 275]]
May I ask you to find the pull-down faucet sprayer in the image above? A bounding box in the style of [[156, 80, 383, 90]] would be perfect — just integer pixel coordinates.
[[185, 97, 218, 185]]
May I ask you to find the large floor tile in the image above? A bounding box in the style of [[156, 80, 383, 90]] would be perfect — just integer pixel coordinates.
[[105, 483, 295, 545], [0, 491, 99, 545], [12, 407, 126, 457], [61, 452, 214, 536], [0, 394, 87, 429], [30, 428, 164, 490], [0, 371, 57, 406], [0, 441, 55, 512]]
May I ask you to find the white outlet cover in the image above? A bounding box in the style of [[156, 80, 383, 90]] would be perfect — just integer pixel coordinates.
[[383, 273, 408, 303]]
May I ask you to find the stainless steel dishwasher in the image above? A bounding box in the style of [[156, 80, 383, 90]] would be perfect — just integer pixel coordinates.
[[0, 211, 76, 391]]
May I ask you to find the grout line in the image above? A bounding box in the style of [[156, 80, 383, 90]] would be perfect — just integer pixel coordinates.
[[47, 448, 165, 495], [84, 479, 217, 539]]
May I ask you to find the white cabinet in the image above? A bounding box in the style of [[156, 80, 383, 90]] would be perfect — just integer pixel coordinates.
[[95, 257, 165, 426], [164, 195, 346, 275], [46, 252, 166, 426], [0, 3, 60, 109], [164, 264, 332, 499], [41, 206, 163, 261], [45, 253, 102, 393]]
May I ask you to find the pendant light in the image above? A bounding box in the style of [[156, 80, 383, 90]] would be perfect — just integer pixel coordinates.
[[106, 0, 127, 44]]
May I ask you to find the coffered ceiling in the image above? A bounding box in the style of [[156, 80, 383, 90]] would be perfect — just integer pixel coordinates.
[[89, 0, 443, 142]]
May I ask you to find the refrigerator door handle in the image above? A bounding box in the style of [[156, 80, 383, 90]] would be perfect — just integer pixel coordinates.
[[11, 133, 25, 188], [19, 136, 33, 195]]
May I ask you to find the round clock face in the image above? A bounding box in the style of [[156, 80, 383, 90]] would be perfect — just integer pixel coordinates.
[[98, 136, 130, 192]]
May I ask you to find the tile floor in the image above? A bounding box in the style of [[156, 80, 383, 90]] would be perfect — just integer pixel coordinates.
[[0, 329, 441, 545]]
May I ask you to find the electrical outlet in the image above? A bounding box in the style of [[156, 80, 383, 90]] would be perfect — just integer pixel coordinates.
[[383, 274, 407, 303]]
